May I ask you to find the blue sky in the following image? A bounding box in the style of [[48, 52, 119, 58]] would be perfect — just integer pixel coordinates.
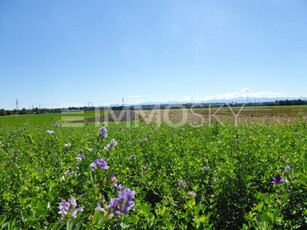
[[1, 0, 307, 109]]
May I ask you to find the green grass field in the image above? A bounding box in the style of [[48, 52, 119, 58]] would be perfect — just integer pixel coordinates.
[[0, 107, 306, 229]]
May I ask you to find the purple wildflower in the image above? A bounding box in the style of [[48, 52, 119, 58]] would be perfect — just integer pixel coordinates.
[[115, 183, 123, 191], [104, 139, 117, 150], [178, 181, 186, 189], [107, 188, 136, 217], [58, 196, 84, 219], [76, 157, 82, 162], [99, 127, 108, 139], [285, 166, 291, 171], [58, 199, 69, 216], [271, 174, 286, 184], [129, 154, 136, 160], [203, 166, 208, 171], [111, 173, 117, 183], [69, 196, 77, 207], [46, 130, 54, 135], [65, 169, 72, 177], [64, 143, 71, 148], [104, 143, 110, 151], [78, 153, 85, 158], [111, 174, 123, 190], [144, 134, 150, 141], [95, 202, 103, 212], [76, 153, 85, 161], [90, 158, 109, 170], [187, 191, 197, 198]]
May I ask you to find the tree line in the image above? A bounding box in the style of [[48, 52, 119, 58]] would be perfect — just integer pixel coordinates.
[[0, 99, 306, 116]]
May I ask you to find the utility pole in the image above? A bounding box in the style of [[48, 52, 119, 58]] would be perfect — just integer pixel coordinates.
[[122, 97, 125, 107], [16, 99, 19, 113]]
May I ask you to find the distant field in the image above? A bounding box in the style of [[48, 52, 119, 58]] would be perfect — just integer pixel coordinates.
[[0, 111, 104, 127], [1, 106, 307, 128], [135, 105, 307, 125]]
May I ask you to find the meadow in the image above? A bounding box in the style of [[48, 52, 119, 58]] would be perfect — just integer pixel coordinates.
[[0, 106, 306, 229]]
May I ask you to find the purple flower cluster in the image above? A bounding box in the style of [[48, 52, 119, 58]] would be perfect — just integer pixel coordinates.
[[271, 174, 286, 184], [58, 196, 84, 219], [90, 158, 109, 170], [99, 127, 108, 139], [107, 188, 136, 217]]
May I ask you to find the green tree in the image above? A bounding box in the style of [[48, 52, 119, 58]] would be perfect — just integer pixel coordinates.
[[0, 109, 5, 116]]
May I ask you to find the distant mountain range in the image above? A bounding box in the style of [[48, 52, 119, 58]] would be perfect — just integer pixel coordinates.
[[129, 96, 307, 106]]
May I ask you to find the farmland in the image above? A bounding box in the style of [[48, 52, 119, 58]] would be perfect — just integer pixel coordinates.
[[0, 106, 306, 229]]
